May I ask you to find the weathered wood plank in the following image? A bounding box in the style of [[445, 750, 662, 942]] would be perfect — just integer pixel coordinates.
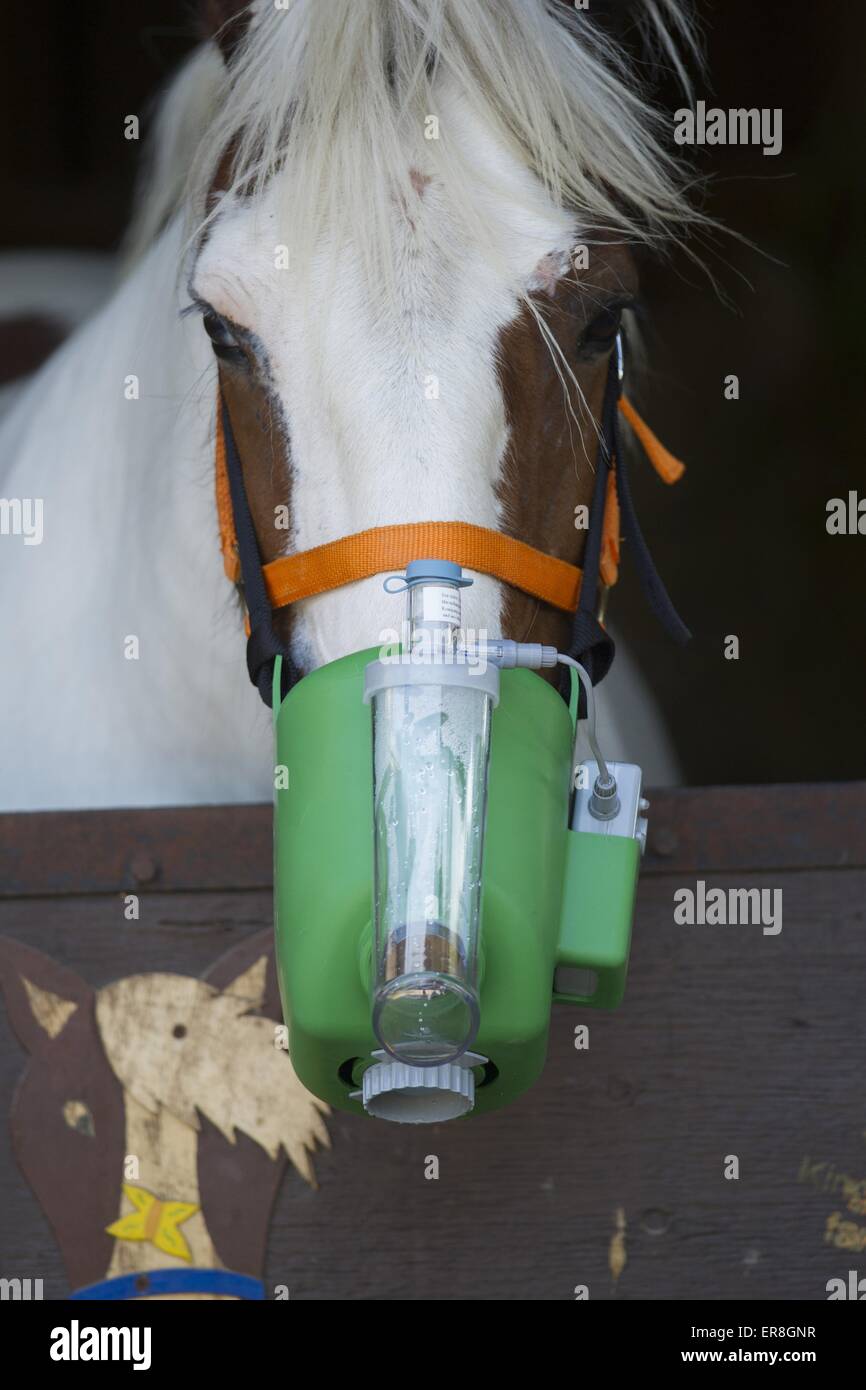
[[266, 865, 866, 1300], [1, 854, 862, 1300], [1, 782, 864, 899], [642, 782, 866, 875], [0, 805, 274, 899]]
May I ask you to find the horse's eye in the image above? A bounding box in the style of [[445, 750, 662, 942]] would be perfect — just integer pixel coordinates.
[[202, 310, 246, 364], [577, 303, 624, 358]]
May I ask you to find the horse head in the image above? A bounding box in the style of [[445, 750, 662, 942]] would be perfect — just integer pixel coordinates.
[[187, 0, 701, 688], [0, 933, 329, 1299]]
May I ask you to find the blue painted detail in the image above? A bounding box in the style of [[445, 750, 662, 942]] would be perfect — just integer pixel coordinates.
[[69, 1268, 266, 1301]]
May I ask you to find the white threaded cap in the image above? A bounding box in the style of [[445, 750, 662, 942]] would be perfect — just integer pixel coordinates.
[[360, 1057, 477, 1124]]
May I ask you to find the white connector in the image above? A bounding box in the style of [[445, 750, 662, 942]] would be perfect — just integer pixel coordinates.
[[456, 640, 558, 669], [456, 641, 621, 820]]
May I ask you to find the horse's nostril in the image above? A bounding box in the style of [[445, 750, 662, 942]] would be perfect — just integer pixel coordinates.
[[172, 1024, 187, 1040]]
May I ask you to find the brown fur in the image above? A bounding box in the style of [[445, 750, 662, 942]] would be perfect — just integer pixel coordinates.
[[495, 241, 637, 670], [216, 242, 637, 672]]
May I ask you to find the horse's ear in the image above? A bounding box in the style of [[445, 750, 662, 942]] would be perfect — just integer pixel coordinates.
[[0, 937, 93, 1057], [202, 929, 281, 1020], [200, 0, 251, 63]]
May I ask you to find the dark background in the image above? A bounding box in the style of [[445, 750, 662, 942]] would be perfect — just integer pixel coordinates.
[[1, 0, 863, 785]]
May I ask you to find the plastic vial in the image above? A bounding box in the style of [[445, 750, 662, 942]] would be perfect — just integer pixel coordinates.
[[364, 560, 498, 1067]]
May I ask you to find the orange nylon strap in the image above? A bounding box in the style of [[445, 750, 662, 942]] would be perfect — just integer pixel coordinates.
[[264, 522, 585, 613], [214, 394, 683, 611], [618, 396, 685, 484], [599, 465, 621, 588]]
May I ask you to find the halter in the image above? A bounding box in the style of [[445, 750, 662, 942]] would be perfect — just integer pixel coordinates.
[[215, 335, 689, 707]]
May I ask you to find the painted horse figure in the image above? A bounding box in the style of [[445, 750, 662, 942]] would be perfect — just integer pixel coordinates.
[[0, 932, 327, 1299], [0, 0, 701, 810]]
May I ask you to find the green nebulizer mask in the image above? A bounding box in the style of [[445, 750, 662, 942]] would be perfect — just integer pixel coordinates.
[[272, 559, 648, 1123]]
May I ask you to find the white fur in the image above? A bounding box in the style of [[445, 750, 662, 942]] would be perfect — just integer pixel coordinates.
[[0, 3, 695, 809], [193, 81, 581, 671], [0, 221, 273, 809]]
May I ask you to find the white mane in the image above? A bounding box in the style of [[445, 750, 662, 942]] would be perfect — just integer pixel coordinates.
[[129, 0, 705, 289], [122, 43, 225, 268]]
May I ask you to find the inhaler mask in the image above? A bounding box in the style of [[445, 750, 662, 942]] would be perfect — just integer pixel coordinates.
[[273, 558, 648, 1124]]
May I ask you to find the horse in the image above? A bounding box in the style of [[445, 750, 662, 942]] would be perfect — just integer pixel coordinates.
[[0, 250, 115, 419], [0, 930, 328, 1299], [0, 0, 703, 811]]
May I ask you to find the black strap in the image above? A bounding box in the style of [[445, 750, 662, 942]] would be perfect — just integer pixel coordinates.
[[609, 371, 692, 648], [556, 347, 690, 711], [221, 400, 299, 706]]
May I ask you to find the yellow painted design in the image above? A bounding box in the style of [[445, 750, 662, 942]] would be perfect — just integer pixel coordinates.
[[609, 1206, 627, 1285], [105, 1184, 199, 1263], [798, 1155, 866, 1217], [22, 975, 77, 1039], [824, 1211, 866, 1252]]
